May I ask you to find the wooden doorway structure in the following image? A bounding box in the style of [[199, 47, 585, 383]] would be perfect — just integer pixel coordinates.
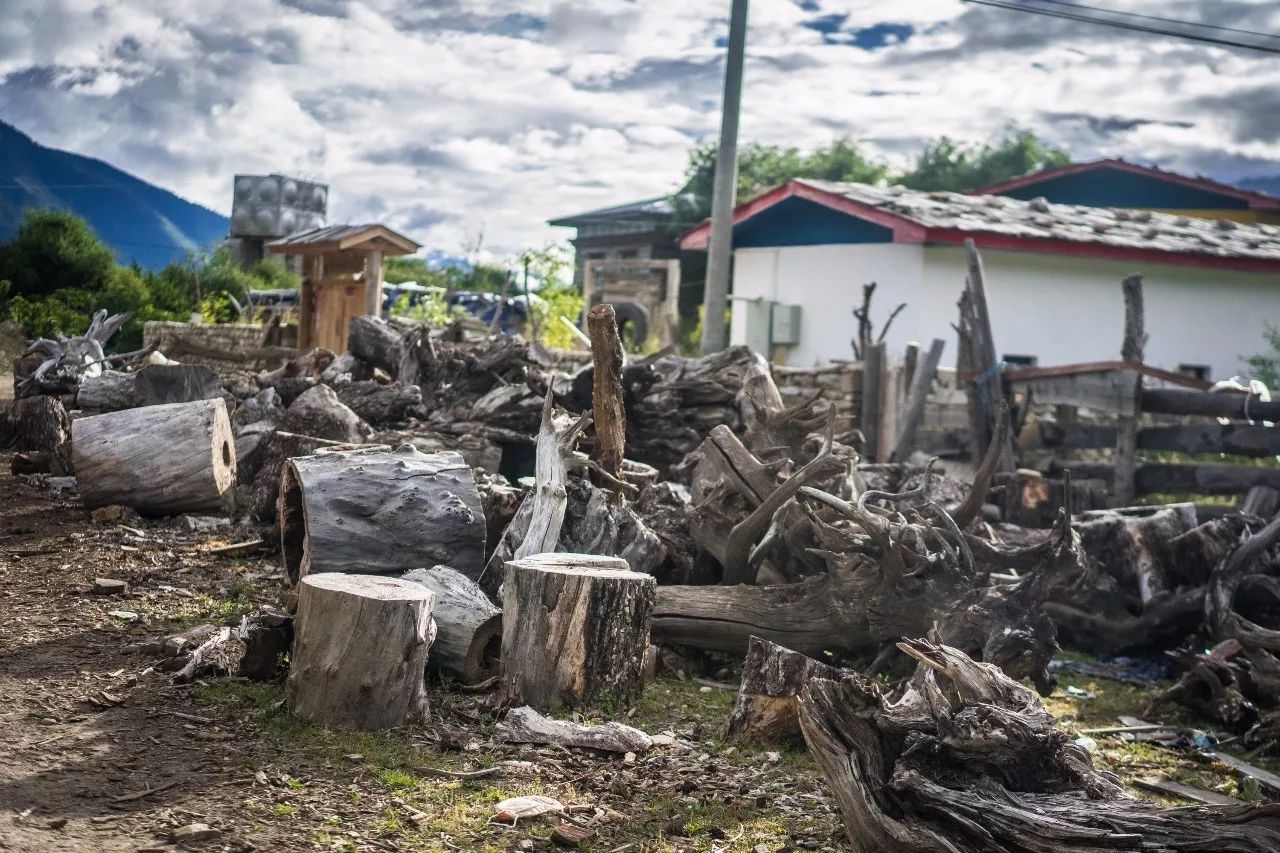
[[267, 224, 421, 353]]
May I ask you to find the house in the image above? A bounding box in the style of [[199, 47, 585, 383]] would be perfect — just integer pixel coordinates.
[[971, 159, 1280, 225], [548, 196, 681, 287], [679, 179, 1280, 378]]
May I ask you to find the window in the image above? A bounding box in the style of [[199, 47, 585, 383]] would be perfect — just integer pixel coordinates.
[[1002, 354, 1038, 367], [1178, 364, 1210, 381]]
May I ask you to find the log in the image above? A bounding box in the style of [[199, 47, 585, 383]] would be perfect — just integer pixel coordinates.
[[332, 380, 421, 426], [1, 394, 70, 454], [279, 447, 486, 586], [77, 364, 223, 411], [890, 337, 944, 462], [401, 566, 502, 684], [348, 315, 404, 376], [1060, 460, 1280, 496], [1142, 387, 1280, 421], [725, 637, 842, 743], [286, 573, 435, 730], [1039, 420, 1280, 458], [248, 431, 370, 521], [1073, 503, 1199, 605], [71, 398, 236, 515], [495, 706, 652, 753], [501, 553, 655, 711], [1242, 486, 1280, 519], [587, 304, 626, 479], [277, 384, 372, 444]]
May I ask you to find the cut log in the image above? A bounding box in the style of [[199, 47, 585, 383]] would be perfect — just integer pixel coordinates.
[[332, 380, 421, 426], [587, 303, 626, 479], [495, 706, 652, 753], [348, 315, 405, 376], [279, 447, 486, 586], [71, 398, 236, 515], [501, 553, 655, 711], [277, 384, 372, 444], [286, 573, 435, 730], [77, 364, 223, 411], [247, 431, 370, 521], [401, 566, 502, 684], [1142, 387, 1280, 421], [1, 394, 70, 454], [725, 637, 843, 743], [1058, 460, 1280, 496]]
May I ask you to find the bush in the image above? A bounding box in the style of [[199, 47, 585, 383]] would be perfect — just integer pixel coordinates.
[[532, 285, 585, 350]]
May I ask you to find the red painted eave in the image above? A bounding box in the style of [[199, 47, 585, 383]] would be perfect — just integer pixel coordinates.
[[970, 158, 1280, 212]]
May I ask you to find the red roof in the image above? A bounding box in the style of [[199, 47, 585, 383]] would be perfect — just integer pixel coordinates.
[[970, 159, 1280, 211]]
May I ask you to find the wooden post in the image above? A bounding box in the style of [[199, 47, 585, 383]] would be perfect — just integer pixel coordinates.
[[401, 566, 502, 685], [286, 573, 435, 730], [1114, 273, 1145, 507], [959, 239, 1014, 471], [71, 398, 236, 515], [500, 553, 655, 711], [860, 342, 885, 461], [298, 256, 321, 350], [891, 337, 945, 462], [363, 248, 383, 316], [587, 303, 627, 479]]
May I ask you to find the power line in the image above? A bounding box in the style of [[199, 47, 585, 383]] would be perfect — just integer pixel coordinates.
[[963, 0, 1280, 54], [1031, 0, 1280, 40]]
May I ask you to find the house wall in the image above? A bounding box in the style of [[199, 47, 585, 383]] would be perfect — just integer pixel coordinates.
[[730, 243, 1280, 378]]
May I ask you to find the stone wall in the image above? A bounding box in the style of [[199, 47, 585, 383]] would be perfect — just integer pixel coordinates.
[[143, 321, 296, 369]]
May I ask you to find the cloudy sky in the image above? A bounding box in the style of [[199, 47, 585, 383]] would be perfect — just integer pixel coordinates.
[[2, 0, 1279, 259]]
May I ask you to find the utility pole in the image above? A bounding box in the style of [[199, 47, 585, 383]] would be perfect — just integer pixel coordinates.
[[699, 0, 748, 355]]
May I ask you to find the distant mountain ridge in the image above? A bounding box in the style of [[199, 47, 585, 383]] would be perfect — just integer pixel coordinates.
[[0, 119, 228, 269], [1239, 174, 1280, 199]]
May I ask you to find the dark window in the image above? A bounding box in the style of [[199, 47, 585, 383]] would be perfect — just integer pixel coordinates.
[[1003, 354, 1038, 367], [1178, 364, 1210, 381]]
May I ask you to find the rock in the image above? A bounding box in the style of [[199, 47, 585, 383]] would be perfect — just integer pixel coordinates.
[[47, 817, 67, 829], [92, 577, 129, 596], [107, 610, 141, 622], [169, 823, 220, 843], [90, 505, 126, 524]]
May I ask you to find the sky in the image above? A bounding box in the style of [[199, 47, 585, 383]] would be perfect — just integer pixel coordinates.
[[2, 0, 1279, 260]]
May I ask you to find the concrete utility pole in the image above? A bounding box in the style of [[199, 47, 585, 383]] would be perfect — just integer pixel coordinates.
[[699, 0, 748, 355]]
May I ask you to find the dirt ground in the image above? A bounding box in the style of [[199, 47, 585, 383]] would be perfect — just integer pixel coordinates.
[[1, 454, 1278, 852]]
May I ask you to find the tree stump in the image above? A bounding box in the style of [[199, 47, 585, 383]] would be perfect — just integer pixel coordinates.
[[1, 395, 70, 456], [279, 447, 486, 585], [401, 566, 502, 684], [286, 573, 435, 730], [725, 637, 843, 743], [71, 398, 236, 515], [501, 553, 655, 711]]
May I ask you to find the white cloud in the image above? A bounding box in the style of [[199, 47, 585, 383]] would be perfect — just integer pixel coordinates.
[[1, 0, 1278, 256]]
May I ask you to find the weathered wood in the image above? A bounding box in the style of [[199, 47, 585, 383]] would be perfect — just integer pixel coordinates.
[[860, 342, 885, 460], [71, 398, 236, 515], [1114, 273, 1145, 506], [1009, 369, 1140, 414], [1142, 387, 1280, 420], [248, 431, 369, 521], [332, 380, 421, 426], [959, 239, 1013, 471], [495, 706, 652, 753], [1060, 460, 1280, 496], [500, 553, 655, 711], [173, 608, 292, 683], [1040, 420, 1280, 457], [286, 573, 435, 730], [1242, 485, 1280, 518], [1073, 503, 1199, 605], [347, 315, 404, 376], [401, 566, 501, 684], [277, 384, 372, 444], [1, 394, 70, 454], [77, 364, 224, 412], [587, 303, 626, 479], [279, 447, 486, 586], [725, 637, 842, 743], [890, 337, 944, 462]]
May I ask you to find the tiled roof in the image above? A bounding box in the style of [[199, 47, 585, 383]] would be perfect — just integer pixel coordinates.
[[548, 195, 677, 227], [798, 179, 1280, 262]]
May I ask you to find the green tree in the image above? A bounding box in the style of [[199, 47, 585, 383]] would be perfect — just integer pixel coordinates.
[[1246, 324, 1280, 388], [898, 130, 1070, 192], [673, 138, 888, 227], [0, 209, 117, 297]]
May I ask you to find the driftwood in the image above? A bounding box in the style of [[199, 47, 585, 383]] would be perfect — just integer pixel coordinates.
[[173, 609, 293, 683], [495, 706, 652, 753], [798, 638, 1280, 853], [71, 398, 236, 515], [287, 573, 436, 730], [77, 364, 223, 412], [401, 566, 502, 685], [279, 447, 486, 586], [501, 553, 655, 711], [277, 384, 372, 444], [16, 309, 132, 397]]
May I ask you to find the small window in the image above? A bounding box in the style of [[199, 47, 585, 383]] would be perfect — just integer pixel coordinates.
[[1178, 364, 1210, 381], [1002, 354, 1038, 367]]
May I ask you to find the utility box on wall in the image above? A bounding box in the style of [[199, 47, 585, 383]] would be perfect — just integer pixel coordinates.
[[771, 303, 802, 346], [737, 298, 802, 355]]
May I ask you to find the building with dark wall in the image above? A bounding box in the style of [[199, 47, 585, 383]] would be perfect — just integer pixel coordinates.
[[548, 196, 681, 286]]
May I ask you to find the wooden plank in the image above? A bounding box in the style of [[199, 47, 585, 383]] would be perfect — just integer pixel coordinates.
[[1000, 360, 1210, 391], [1202, 751, 1280, 797], [1014, 370, 1138, 415], [891, 338, 945, 462], [1133, 777, 1240, 806], [1142, 388, 1280, 421], [860, 343, 885, 462], [1057, 461, 1280, 496], [1040, 422, 1280, 457]]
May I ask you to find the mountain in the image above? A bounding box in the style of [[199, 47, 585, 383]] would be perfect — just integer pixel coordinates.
[[0, 119, 228, 269]]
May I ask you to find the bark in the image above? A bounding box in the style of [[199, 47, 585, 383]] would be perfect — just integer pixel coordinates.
[[347, 315, 405, 376], [332, 380, 422, 426], [248, 431, 369, 521], [495, 706, 652, 753], [277, 384, 373, 444], [77, 364, 223, 412], [1, 394, 70, 454], [71, 398, 236, 515], [286, 573, 436, 730], [279, 447, 486, 586], [500, 553, 655, 711], [725, 636, 843, 743], [401, 566, 502, 684], [587, 303, 626, 479], [798, 639, 1280, 853]]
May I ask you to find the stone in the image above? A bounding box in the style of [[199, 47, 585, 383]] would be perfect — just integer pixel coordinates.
[[169, 823, 220, 842], [92, 577, 129, 596], [90, 505, 125, 524]]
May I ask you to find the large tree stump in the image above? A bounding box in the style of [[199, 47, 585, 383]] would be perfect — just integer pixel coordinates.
[[1, 395, 70, 454], [286, 573, 435, 730], [71, 398, 236, 515], [725, 637, 843, 743], [279, 447, 486, 586], [401, 566, 502, 684], [501, 553, 655, 711]]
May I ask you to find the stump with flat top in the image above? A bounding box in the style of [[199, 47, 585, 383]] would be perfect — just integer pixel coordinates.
[[501, 553, 655, 711], [286, 573, 436, 730], [71, 398, 236, 515]]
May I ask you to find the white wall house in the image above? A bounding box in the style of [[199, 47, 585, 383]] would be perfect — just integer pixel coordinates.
[[682, 180, 1280, 381]]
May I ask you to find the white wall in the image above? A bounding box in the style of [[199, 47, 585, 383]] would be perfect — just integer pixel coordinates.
[[730, 244, 927, 366], [730, 242, 1280, 378], [919, 247, 1280, 378]]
